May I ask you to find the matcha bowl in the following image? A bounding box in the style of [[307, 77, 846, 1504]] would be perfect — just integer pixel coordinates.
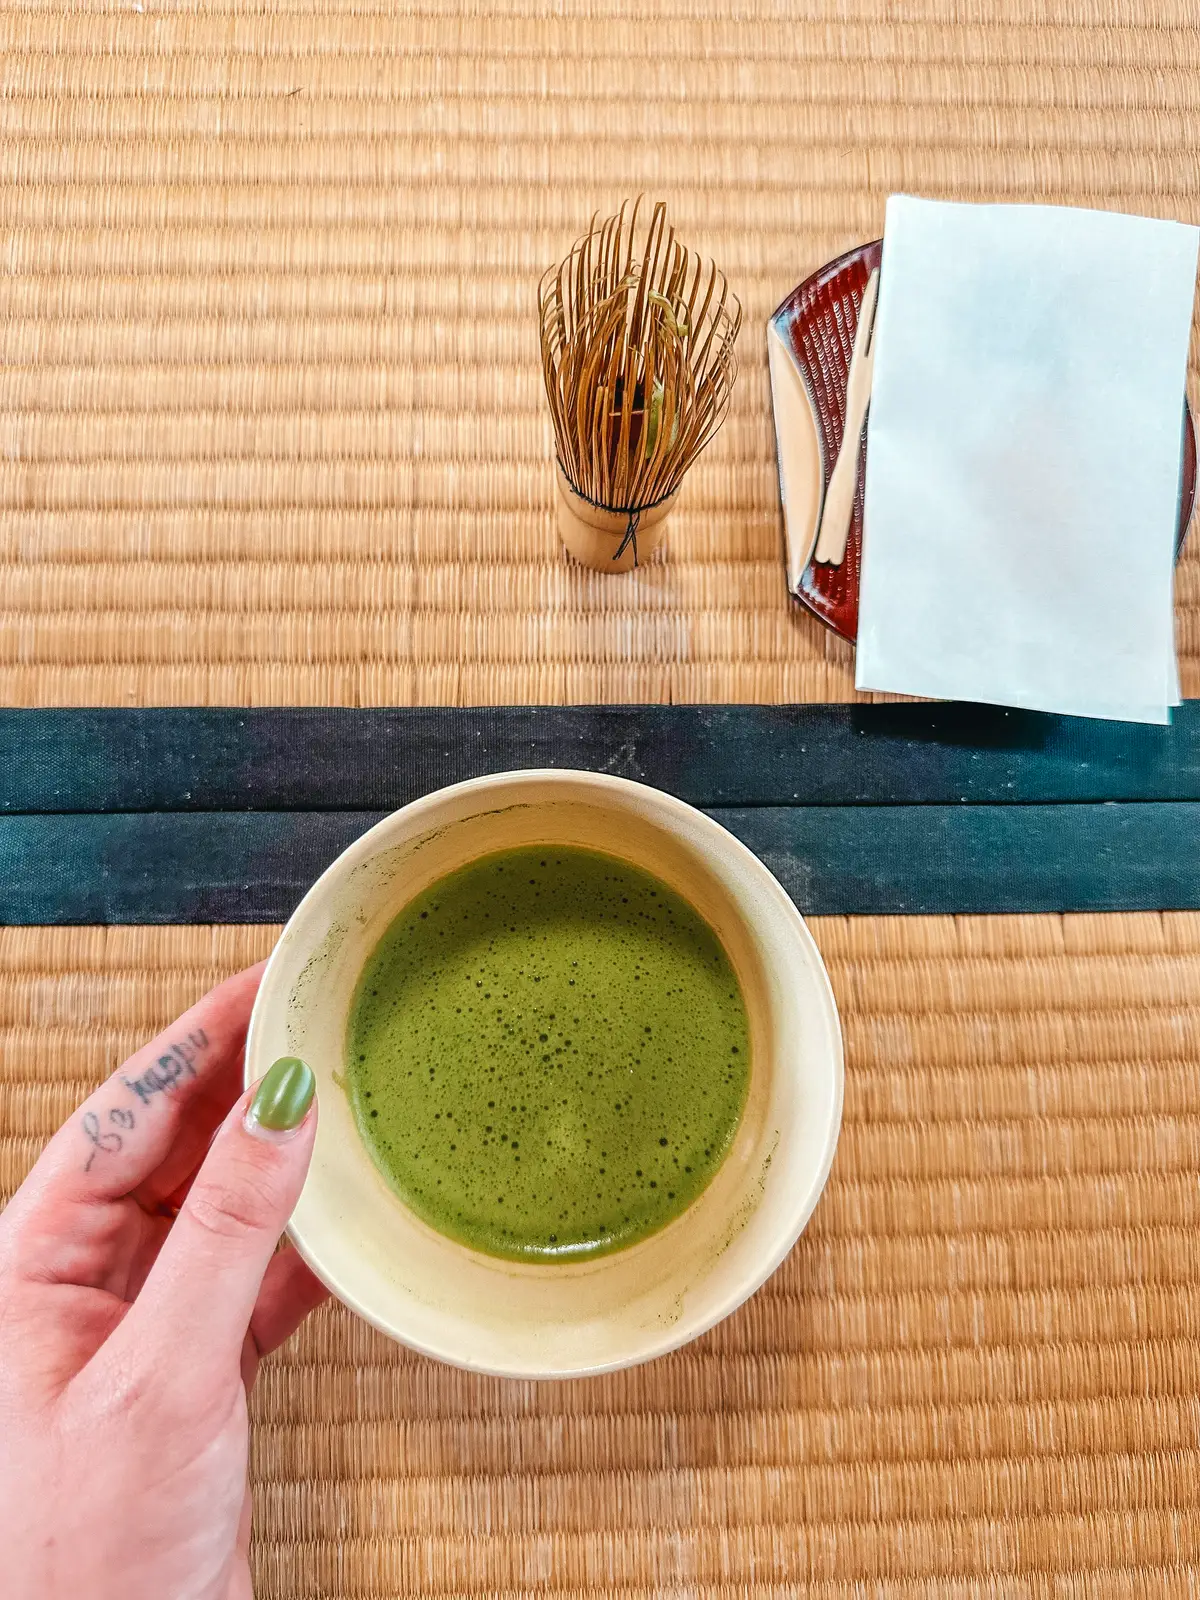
[[246, 771, 843, 1378]]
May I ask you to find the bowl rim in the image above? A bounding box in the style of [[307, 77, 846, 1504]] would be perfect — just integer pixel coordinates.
[[248, 768, 845, 1377]]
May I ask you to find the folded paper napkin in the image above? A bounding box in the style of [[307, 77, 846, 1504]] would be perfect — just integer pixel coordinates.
[[857, 196, 1199, 723]]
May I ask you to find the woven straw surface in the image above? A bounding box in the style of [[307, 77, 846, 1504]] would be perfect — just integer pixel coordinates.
[[3, 0, 1200, 706], [5, 3, 1200, 1593], [2, 918, 1198, 1595]]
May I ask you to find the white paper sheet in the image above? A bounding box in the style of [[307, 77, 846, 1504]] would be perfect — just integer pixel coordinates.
[[856, 196, 1198, 723]]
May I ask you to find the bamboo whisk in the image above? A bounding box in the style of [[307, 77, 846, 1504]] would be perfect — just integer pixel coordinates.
[[539, 200, 741, 568]]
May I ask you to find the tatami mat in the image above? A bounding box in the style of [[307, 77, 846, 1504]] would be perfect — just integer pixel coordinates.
[[2, 1, 1199, 706], [4, 3, 1200, 1592], [2, 919, 1198, 1595]]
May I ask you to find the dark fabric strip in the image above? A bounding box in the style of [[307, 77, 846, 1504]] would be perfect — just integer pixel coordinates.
[[2, 804, 1196, 924], [3, 703, 1199, 813]]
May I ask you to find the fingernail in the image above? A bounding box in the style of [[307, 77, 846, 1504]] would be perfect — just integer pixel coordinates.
[[245, 1056, 315, 1139]]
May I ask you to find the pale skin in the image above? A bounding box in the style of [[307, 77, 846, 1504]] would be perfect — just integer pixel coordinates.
[[0, 963, 328, 1600]]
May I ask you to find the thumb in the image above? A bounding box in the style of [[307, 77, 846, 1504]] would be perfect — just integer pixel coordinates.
[[122, 1057, 318, 1378]]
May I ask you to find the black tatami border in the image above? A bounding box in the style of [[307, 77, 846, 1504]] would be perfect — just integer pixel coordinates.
[[1, 704, 1195, 922]]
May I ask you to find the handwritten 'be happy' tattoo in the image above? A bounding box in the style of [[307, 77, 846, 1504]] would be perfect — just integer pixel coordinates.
[[81, 1027, 210, 1171]]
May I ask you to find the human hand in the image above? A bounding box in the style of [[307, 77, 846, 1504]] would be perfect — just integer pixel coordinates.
[[0, 962, 327, 1600]]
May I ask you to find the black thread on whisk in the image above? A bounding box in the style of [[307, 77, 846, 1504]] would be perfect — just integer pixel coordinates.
[[557, 462, 675, 571], [613, 509, 641, 565]]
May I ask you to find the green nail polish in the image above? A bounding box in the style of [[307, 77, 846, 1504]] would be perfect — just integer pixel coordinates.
[[250, 1056, 315, 1132]]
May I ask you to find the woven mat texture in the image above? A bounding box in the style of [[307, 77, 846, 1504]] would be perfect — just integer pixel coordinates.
[[1, 919, 1198, 1595], [5, 3, 1200, 1594], [3, 0, 1200, 706]]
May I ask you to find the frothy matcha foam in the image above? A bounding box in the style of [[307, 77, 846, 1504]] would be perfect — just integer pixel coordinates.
[[347, 845, 750, 1262]]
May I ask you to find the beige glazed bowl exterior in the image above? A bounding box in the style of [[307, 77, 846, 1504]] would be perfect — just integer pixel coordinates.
[[245, 770, 844, 1379]]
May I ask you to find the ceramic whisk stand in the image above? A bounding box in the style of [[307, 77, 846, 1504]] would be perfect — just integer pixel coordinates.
[[539, 198, 740, 573], [554, 462, 679, 573]]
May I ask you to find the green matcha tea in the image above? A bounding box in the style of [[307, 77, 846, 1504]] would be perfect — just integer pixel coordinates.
[[346, 845, 750, 1262]]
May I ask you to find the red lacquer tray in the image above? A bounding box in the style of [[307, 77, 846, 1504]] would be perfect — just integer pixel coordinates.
[[769, 240, 1198, 643]]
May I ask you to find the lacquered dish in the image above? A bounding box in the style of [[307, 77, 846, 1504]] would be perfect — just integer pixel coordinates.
[[769, 240, 1198, 643]]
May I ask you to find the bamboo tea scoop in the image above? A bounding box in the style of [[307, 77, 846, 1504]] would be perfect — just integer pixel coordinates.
[[814, 267, 879, 567]]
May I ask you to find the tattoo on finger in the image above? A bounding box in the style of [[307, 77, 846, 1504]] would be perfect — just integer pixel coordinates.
[[80, 1027, 210, 1172], [82, 1108, 131, 1172], [123, 1029, 208, 1106]]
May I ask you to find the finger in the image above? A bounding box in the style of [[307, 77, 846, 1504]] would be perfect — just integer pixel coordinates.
[[16, 963, 265, 1216], [250, 1247, 330, 1362], [110, 1058, 317, 1383], [134, 1099, 226, 1216], [227, 1487, 255, 1600]]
